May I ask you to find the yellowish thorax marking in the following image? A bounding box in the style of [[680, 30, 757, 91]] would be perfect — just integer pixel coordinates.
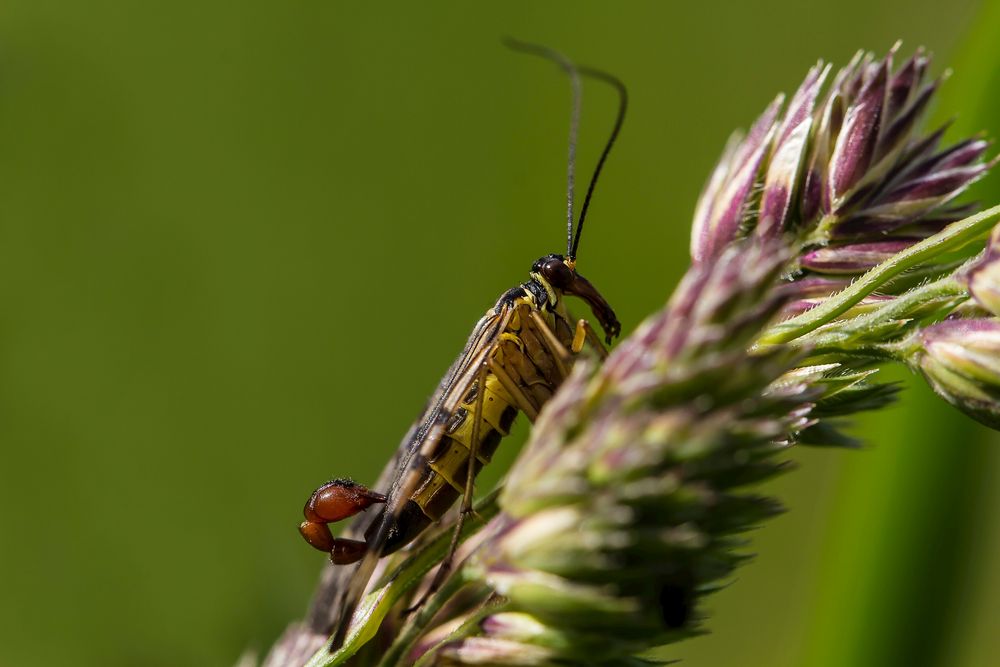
[[530, 272, 559, 308]]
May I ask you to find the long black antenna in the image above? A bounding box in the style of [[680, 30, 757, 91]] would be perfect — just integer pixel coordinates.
[[503, 39, 628, 262], [571, 66, 627, 261], [503, 38, 582, 258]]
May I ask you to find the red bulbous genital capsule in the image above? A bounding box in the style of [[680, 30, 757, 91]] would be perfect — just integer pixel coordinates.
[[303, 479, 386, 524], [330, 538, 367, 565], [299, 521, 336, 552]]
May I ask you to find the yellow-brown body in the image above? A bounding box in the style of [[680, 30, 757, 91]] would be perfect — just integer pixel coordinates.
[[371, 296, 581, 554]]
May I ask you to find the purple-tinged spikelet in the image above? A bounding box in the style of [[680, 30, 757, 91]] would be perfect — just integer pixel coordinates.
[[691, 46, 992, 289], [908, 319, 1000, 428]]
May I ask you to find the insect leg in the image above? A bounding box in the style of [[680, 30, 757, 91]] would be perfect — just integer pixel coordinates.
[[572, 318, 610, 358], [527, 310, 572, 379], [487, 356, 540, 420], [462, 361, 489, 519], [405, 361, 491, 614]]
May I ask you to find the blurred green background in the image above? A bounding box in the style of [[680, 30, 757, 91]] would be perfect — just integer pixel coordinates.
[[1, 1, 999, 665]]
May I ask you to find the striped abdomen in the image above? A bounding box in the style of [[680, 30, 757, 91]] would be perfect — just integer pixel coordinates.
[[370, 300, 575, 555]]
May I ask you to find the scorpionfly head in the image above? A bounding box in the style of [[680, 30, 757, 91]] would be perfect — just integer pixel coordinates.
[[533, 253, 575, 289]]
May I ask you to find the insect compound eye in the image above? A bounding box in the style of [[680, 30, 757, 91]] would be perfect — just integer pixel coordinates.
[[541, 257, 575, 289]]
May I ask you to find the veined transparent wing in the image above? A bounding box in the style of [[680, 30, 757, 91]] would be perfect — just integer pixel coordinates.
[[327, 300, 517, 645]]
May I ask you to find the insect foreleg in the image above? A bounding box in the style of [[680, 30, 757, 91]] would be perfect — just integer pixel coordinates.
[[463, 362, 489, 518], [573, 318, 609, 359]]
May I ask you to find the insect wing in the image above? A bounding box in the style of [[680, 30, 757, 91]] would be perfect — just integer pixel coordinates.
[[331, 302, 515, 644], [383, 305, 512, 510]]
